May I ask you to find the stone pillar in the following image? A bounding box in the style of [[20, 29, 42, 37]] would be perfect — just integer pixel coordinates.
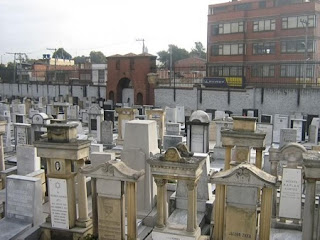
[[91, 178, 98, 237], [76, 158, 90, 226], [127, 181, 137, 240], [155, 178, 167, 228], [187, 181, 196, 232], [225, 146, 232, 170], [0, 134, 4, 171], [260, 187, 273, 240], [213, 184, 225, 240], [255, 148, 263, 169], [302, 179, 316, 240]]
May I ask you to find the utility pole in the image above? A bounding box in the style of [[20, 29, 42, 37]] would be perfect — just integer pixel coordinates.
[[136, 39, 145, 54], [300, 19, 309, 87], [47, 48, 57, 82], [170, 45, 173, 86], [6, 52, 27, 83]]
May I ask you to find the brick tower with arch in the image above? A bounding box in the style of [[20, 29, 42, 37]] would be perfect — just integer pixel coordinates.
[[106, 53, 157, 106]]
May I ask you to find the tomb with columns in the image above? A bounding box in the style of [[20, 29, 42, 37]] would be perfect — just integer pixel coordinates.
[[80, 159, 145, 240], [34, 123, 92, 239], [147, 144, 207, 240]]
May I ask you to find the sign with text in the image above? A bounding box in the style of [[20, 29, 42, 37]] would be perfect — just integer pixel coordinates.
[[279, 168, 302, 219], [49, 178, 69, 229]]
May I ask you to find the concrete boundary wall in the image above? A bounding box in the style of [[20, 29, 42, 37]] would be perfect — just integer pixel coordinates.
[[155, 87, 320, 116], [0, 83, 106, 101]]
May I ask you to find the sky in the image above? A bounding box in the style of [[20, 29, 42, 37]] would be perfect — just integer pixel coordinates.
[[0, 0, 227, 64]]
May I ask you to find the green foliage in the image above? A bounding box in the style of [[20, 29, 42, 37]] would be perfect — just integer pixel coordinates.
[[190, 42, 206, 59], [90, 51, 106, 64], [74, 55, 87, 64], [52, 48, 72, 60], [157, 42, 206, 67]]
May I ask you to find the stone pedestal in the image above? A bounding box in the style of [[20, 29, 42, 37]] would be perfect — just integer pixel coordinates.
[[34, 123, 92, 239]]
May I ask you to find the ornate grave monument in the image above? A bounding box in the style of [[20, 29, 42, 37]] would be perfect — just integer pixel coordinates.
[[147, 144, 206, 240], [115, 108, 137, 145], [34, 123, 92, 239], [210, 163, 276, 240], [80, 159, 145, 240]]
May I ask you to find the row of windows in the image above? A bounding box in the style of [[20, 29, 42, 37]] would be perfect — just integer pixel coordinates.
[[211, 40, 315, 56], [212, 43, 244, 56], [209, 0, 309, 15], [209, 64, 314, 78], [212, 22, 244, 35], [211, 15, 315, 35]]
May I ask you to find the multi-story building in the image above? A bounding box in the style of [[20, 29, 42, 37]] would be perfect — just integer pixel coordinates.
[[207, 0, 320, 87]]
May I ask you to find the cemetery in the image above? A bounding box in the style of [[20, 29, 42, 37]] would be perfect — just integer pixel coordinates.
[[0, 94, 320, 240]]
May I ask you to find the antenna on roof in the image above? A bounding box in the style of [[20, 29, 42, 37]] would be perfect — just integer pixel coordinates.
[[136, 38, 147, 54]]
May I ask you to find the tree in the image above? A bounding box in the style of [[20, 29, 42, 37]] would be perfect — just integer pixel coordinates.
[[52, 48, 72, 60], [74, 55, 87, 64], [90, 51, 106, 64], [157, 44, 190, 68], [190, 42, 206, 59]]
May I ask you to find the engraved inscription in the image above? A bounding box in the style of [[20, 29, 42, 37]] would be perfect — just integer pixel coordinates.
[[49, 178, 69, 229]]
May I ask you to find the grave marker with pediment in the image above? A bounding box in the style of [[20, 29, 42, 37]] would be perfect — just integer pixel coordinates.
[[80, 160, 145, 240], [210, 163, 276, 240]]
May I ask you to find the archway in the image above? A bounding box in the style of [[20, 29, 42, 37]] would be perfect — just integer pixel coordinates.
[[136, 92, 143, 105], [116, 78, 133, 104]]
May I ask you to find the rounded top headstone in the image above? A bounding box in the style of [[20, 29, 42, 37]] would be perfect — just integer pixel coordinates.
[[189, 110, 210, 123]]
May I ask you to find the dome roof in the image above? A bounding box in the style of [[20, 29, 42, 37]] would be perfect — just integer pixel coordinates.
[[189, 110, 210, 123]]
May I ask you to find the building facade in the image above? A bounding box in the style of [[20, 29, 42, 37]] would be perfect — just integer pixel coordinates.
[[106, 53, 157, 105], [207, 0, 320, 86]]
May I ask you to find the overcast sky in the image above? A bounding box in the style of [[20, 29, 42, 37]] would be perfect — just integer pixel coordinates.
[[0, 0, 227, 64]]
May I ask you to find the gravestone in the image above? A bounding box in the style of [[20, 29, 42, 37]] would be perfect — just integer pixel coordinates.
[[273, 114, 289, 143], [206, 109, 216, 120], [89, 152, 115, 167], [165, 107, 177, 123], [215, 110, 226, 120], [176, 105, 185, 123], [257, 123, 273, 146], [186, 110, 210, 153], [163, 135, 183, 151], [280, 128, 297, 148], [121, 120, 158, 225], [88, 105, 104, 142], [210, 163, 276, 240], [17, 145, 41, 176], [5, 175, 43, 226], [100, 121, 114, 149], [14, 123, 31, 147], [278, 168, 302, 219], [104, 110, 115, 127], [261, 114, 273, 124], [290, 119, 306, 142], [68, 105, 79, 120], [166, 122, 180, 135], [309, 117, 319, 144]]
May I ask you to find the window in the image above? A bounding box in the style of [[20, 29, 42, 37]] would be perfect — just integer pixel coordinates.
[[116, 60, 120, 70], [211, 43, 245, 56], [98, 70, 104, 80], [251, 65, 275, 77], [235, 3, 252, 11], [282, 15, 315, 29], [281, 40, 315, 53], [280, 64, 314, 77], [253, 19, 275, 32], [211, 66, 243, 77], [130, 59, 135, 70], [259, 1, 266, 8], [212, 21, 244, 35], [253, 42, 276, 54]]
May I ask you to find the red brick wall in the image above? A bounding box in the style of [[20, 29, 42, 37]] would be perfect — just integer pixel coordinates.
[[107, 54, 156, 105]]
